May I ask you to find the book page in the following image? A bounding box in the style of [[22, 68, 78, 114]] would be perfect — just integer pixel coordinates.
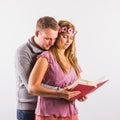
[[67, 78, 97, 90], [94, 76, 108, 84]]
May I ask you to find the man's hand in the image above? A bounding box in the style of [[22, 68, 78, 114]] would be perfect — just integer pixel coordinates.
[[58, 88, 81, 101]]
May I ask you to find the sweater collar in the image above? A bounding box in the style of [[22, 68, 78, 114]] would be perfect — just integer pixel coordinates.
[[28, 36, 45, 53]]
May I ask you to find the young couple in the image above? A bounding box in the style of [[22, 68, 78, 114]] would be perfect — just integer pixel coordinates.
[[15, 16, 87, 120]]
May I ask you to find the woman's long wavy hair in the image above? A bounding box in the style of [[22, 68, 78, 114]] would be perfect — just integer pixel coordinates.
[[50, 20, 80, 78]]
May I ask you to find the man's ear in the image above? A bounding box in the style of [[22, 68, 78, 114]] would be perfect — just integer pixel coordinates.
[[35, 31, 39, 37]]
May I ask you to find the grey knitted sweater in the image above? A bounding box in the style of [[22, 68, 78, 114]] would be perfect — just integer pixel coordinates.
[[15, 37, 44, 110]]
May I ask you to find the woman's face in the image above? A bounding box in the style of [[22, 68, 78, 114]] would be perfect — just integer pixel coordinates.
[[57, 33, 74, 50]]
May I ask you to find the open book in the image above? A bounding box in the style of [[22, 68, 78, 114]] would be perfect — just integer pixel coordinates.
[[68, 76, 109, 100]]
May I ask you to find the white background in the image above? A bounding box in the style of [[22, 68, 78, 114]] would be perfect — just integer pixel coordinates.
[[0, 0, 120, 120]]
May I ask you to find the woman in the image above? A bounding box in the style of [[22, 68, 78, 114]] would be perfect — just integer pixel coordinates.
[[28, 20, 87, 120]]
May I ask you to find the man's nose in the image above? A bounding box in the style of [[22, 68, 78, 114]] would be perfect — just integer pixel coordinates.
[[49, 39, 55, 45]]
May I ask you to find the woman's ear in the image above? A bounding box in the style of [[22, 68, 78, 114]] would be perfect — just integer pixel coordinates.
[[35, 31, 39, 37]]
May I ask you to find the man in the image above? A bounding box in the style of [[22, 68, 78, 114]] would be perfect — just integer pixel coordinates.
[[15, 16, 59, 120]]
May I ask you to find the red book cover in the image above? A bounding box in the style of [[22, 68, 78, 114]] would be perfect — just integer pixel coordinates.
[[70, 76, 109, 100]]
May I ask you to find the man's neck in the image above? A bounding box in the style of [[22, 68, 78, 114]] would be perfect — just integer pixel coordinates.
[[32, 36, 44, 50]]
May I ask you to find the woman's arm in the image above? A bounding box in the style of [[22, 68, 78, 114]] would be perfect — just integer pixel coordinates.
[[28, 57, 80, 100]]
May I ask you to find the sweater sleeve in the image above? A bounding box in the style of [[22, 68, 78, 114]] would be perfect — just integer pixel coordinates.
[[15, 48, 32, 89]]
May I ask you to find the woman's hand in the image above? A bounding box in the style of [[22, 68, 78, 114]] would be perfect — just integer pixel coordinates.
[[77, 96, 87, 102]]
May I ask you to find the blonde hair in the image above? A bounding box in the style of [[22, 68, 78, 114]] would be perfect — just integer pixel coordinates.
[[50, 20, 80, 78]]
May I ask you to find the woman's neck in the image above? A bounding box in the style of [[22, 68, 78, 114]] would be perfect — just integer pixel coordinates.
[[57, 49, 65, 56]]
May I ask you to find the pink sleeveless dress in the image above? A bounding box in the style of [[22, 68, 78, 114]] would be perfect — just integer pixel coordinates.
[[35, 51, 82, 120]]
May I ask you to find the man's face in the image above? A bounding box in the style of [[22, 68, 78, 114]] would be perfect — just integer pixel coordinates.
[[38, 28, 58, 50]]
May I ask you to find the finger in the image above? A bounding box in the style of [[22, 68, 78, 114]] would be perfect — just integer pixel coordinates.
[[70, 91, 81, 98], [64, 86, 72, 91], [81, 96, 87, 101]]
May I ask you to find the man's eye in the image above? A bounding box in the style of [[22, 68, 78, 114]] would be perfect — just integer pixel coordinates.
[[45, 38, 49, 40]]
